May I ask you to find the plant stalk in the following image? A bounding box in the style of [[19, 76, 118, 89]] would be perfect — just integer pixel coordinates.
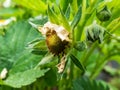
[[81, 41, 98, 65]]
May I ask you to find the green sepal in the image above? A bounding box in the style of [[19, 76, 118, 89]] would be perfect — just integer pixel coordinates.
[[74, 41, 87, 51], [70, 54, 85, 73], [27, 38, 48, 55]]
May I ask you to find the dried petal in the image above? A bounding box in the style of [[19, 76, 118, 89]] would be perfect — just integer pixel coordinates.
[[39, 22, 70, 41], [56, 55, 66, 73]]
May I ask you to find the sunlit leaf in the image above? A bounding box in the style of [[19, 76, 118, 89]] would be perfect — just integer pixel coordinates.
[[47, 5, 60, 24], [60, 0, 70, 13], [13, 0, 47, 14], [58, 6, 71, 31], [71, 5, 82, 30], [48, 5, 71, 31], [70, 0, 78, 13], [0, 8, 24, 18]]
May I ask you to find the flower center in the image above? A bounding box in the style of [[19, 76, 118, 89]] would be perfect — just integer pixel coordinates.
[[46, 30, 69, 55]]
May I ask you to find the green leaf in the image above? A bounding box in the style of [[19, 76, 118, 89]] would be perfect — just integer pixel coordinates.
[[0, 8, 24, 18], [65, 5, 71, 20], [73, 76, 110, 90], [58, 6, 71, 31], [27, 38, 48, 55], [47, 5, 60, 24], [13, 0, 47, 14], [35, 53, 55, 68], [44, 69, 57, 86], [0, 20, 46, 75], [70, 0, 78, 13], [60, 0, 70, 13], [71, 5, 82, 30], [31, 49, 47, 55], [4, 69, 49, 88], [70, 54, 85, 73]]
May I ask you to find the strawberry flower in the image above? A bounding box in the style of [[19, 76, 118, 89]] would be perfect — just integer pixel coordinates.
[[39, 22, 71, 55], [29, 21, 71, 73], [39, 22, 71, 73]]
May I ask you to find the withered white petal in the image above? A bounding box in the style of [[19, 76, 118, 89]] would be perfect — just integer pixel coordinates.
[[0, 68, 8, 79], [39, 22, 70, 41], [56, 55, 66, 73]]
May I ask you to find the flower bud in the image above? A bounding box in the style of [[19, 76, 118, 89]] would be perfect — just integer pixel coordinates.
[[74, 41, 87, 51], [86, 21, 105, 43], [96, 5, 111, 22]]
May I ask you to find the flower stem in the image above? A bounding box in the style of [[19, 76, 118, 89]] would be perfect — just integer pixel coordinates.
[[75, 0, 97, 41], [81, 41, 98, 65]]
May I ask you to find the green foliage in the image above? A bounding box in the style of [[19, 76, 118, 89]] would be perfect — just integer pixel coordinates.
[[71, 5, 82, 30], [44, 69, 57, 86], [0, 0, 120, 89], [47, 5, 60, 24], [85, 21, 105, 43], [65, 5, 71, 19], [0, 21, 40, 72], [0, 8, 24, 18], [12, 0, 47, 14], [60, 0, 70, 13], [0, 20, 49, 87], [73, 76, 110, 90], [70, 54, 85, 73], [74, 41, 87, 51], [4, 69, 49, 88], [27, 39, 48, 55], [47, 4, 71, 31]]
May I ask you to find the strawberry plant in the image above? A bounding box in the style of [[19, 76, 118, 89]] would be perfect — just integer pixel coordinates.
[[0, 0, 120, 90]]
